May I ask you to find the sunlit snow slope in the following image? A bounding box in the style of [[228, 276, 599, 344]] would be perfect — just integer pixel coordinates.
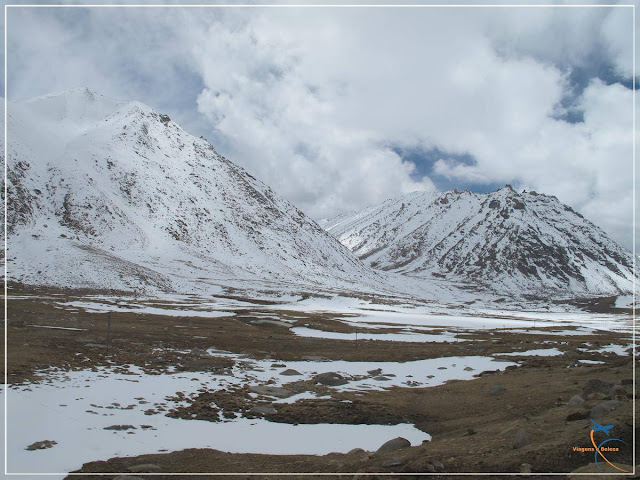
[[6, 88, 381, 294], [325, 187, 635, 297]]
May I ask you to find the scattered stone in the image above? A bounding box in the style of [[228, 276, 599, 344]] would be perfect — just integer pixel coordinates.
[[463, 428, 477, 436], [584, 379, 614, 396], [104, 425, 137, 431], [567, 395, 584, 407], [313, 372, 348, 386], [26, 440, 57, 451], [249, 385, 294, 398], [490, 385, 506, 396], [520, 463, 532, 473], [127, 464, 162, 473], [566, 410, 590, 422], [591, 400, 622, 419], [512, 429, 531, 449], [279, 369, 301, 376], [249, 405, 277, 415], [271, 363, 286, 368], [367, 368, 382, 376], [464, 366, 474, 371], [376, 437, 411, 453]]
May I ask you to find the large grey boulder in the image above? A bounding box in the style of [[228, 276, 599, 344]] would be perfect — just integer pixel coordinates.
[[376, 437, 411, 453]]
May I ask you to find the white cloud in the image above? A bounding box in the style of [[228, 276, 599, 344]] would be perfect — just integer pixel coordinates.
[[5, 5, 637, 251]]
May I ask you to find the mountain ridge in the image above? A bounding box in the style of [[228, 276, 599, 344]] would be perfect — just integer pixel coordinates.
[[324, 186, 635, 297], [5, 88, 384, 295]]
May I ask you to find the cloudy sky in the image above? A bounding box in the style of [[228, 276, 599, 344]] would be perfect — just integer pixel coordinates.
[[5, 1, 638, 251]]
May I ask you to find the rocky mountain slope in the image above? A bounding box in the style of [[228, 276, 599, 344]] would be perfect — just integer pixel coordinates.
[[5, 88, 382, 294], [325, 187, 635, 297]]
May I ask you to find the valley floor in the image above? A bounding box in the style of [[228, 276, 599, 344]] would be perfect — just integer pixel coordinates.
[[2, 285, 637, 479]]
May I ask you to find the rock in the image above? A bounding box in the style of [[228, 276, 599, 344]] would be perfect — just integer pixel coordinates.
[[489, 385, 506, 396], [271, 363, 286, 368], [26, 440, 57, 451], [520, 463, 532, 473], [127, 464, 162, 473], [313, 372, 348, 386], [249, 385, 294, 398], [609, 385, 627, 400], [279, 369, 301, 376], [587, 392, 608, 401], [566, 410, 590, 422], [464, 366, 474, 371], [249, 405, 277, 415], [367, 368, 382, 376], [584, 379, 614, 396], [348, 447, 366, 455], [591, 400, 622, 419], [104, 424, 137, 430], [376, 437, 411, 453], [432, 461, 445, 472], [512, 429, 531, 449], [382, 457, 402, 467], [567, 395, 584, 407]]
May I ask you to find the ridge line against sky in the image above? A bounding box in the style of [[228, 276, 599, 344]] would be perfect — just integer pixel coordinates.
[[3, 1, 638, 250]]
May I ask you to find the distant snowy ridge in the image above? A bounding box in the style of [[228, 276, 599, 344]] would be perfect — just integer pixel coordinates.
[[5, 88, 383, 294], [324, 187, 636, 297]]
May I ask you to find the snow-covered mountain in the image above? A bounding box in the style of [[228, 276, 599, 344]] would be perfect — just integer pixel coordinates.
[[325, 187, 636, 297], [5, 88, 381, 294]]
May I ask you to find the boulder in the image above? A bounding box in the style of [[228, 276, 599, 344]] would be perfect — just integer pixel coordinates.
[[313, 372, 348, 386], [376, 437, 411, 453], [567, 395, 585, 407], [279, 369, 302, 376], [591, 400, 622, 419], [512, 429, 532, 449], [566, 410, 590, 422]]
